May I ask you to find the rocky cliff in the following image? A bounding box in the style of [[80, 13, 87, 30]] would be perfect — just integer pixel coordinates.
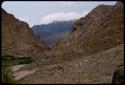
[[2, 9, 49, 58]]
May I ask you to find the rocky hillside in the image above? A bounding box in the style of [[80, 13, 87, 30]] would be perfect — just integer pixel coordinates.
[[2, 9, 49, 58], [53, 2, 124, 57]]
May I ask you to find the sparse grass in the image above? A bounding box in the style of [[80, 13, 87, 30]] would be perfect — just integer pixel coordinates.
[[2, 63, 21, 84]]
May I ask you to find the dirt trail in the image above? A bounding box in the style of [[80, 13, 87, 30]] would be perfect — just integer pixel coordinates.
[[11, 64, 38, 80], [13, 69, 38, 80]]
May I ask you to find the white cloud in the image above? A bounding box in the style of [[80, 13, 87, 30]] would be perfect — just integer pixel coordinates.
[[40, 12, 82, 24], [81, 10, 91, 17], [18, 17, 33, 27], [19, 17, 29, 22]]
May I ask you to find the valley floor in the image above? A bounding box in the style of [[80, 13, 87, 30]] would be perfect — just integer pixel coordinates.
[[14, 44, 124, 84]]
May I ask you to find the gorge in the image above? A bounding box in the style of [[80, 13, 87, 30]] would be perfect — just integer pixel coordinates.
[[1, 1, 124, 84]]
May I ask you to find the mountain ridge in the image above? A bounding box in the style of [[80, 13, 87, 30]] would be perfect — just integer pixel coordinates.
[[32, 20, 74, 46], [2, 9, 49, 58], [52, 1, 124, 57]]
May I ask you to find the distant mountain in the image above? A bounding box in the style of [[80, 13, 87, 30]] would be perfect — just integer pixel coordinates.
[[32, 20, 74, 47]]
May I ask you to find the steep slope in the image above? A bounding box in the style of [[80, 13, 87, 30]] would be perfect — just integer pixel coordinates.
[[2, 9, 49, 58], [53, 2, 124, 57], [32, 21, 74, 47]]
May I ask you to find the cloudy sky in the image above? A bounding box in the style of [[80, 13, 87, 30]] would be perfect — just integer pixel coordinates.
[[2, 1, 116, 27]]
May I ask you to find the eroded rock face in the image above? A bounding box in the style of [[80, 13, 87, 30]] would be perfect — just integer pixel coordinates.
[[2, 9, 49, 57], [53, 1, 124, 58], [112, 64, 124, 84]]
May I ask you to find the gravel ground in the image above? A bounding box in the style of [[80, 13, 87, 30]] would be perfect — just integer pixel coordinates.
[[21, 45, 124, 84]]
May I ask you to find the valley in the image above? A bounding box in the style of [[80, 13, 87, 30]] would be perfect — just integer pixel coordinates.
[[1, 1, 124, 84]]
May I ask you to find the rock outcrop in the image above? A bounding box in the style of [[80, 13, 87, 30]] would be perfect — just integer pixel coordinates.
[[112, 64, 124, 84], [2, 9, 49, 58]]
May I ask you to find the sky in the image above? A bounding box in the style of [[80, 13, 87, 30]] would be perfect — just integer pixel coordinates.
[[2, 1, 116, 27]]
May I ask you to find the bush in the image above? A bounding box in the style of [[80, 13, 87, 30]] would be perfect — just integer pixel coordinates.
[[2, 64, 20, 84], [2, 55, 33, 84]]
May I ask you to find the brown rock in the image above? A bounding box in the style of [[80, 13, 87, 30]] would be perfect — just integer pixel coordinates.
[[112, 64, 124, 84], [2, 9, 49, 58], [53, 1, 124, 59]]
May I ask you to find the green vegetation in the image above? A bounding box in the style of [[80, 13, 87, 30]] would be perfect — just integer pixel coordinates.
[[2, 55, 33, 65], [2, 64, 21, 84], [2, 55, 33, 84]]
